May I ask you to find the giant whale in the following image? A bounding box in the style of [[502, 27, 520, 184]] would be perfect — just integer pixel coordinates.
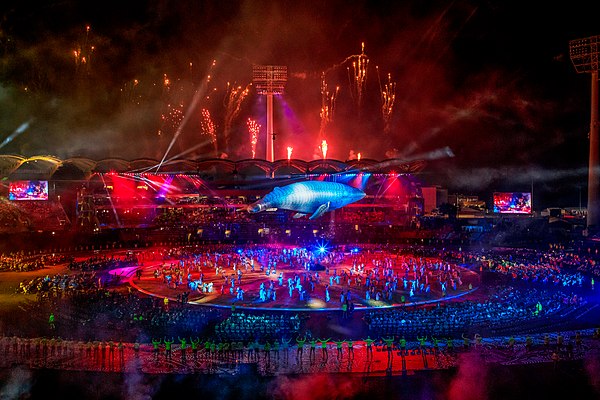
[[247, 181, 366, 219]]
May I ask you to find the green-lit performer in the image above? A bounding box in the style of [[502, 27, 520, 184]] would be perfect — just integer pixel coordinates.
[[364, 336, 375, 359]]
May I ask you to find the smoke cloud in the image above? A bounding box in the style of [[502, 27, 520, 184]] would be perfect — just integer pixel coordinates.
[[447, 352, 489, 400], [0, 366, 32, 400], [0, 0, 595, 197], [268, 374, 362, 400]]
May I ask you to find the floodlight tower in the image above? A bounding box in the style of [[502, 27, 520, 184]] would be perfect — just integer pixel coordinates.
[[570, 35, 600, 234], [252, 65, 287, 163]]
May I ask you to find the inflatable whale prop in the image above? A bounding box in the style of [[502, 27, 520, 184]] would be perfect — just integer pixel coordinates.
[[247, 181, 366, 219]]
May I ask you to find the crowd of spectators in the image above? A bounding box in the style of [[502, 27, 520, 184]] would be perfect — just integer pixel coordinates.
[[363, 285, 584, 339], [153, 207, 252, 228], [214, 312, 302, 342], [0, 199, 69, 233], [0, 254, 45, 272], [67, 253, 138, 272], [16, 272, 101, 298], [473, 246, 597, 290], [0, 252, 73, 272]]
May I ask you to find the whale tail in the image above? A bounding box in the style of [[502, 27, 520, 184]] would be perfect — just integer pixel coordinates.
[[247, 201, 264, 213], [309, 202, 330, 219]]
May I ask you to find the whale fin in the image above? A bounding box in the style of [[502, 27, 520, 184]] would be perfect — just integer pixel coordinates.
[[309, 202, 330, 219], [293, 213, 307, 219]]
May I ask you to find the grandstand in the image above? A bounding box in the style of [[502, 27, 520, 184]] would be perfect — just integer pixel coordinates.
[[0, 156, 428, 241]]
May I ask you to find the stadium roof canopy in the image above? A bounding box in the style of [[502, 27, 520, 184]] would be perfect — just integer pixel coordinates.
[[0, 155, 426, 181]]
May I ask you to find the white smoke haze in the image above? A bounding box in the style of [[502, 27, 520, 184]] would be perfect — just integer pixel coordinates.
[[0, 0, 595, 208], [0, 366, 32, 400], [124, 362, 161, 400]]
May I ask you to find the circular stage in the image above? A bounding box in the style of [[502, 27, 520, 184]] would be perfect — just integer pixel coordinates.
[[126, 244, 480, 311]]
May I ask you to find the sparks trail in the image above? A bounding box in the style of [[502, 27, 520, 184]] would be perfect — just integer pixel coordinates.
[[376, 68, 396, 134], [319, 74, 339, 141], [346, 42, 369, 111], [223, 82, 251, 153], [201, 108, 218, 156]]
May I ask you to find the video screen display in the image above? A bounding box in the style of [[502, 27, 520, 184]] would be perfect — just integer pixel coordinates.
[[493, 192, 531, 214], [8, 180, 49, 201]]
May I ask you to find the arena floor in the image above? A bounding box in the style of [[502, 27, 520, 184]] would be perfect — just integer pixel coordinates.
[[1, 244, 600, 399], [124, 246, 480, 311]]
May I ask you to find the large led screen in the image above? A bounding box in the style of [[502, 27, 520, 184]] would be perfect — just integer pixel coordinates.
[[493, 192, 531, 214], [9, 180, 49, 201]]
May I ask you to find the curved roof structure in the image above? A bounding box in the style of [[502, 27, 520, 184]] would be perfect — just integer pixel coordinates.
[[5, 155, 63, 180], [0, 155, 427, 181]]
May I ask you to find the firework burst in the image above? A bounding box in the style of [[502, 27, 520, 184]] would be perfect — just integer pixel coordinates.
[[377, 68, 396, 133], [120, 79, 140, 105], [319, 73, 339, 139], [223, 82, 250, 152], [158, 103, 185, 137], [347, 42, 369, 110], [73, 25, 95, 76]]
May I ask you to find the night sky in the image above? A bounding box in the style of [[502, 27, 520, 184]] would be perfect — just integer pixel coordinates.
[[0, 0, 598, 209]]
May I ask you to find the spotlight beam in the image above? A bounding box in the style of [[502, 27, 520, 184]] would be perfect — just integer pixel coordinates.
[[156, 61, 216, 173]]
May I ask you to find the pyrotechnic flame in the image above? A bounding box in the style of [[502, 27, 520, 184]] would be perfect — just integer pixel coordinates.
[[287, 146, 293, 161], [320, 140, 328, 159], [358, 152, 361, 161], [247, 118, 260, 159]]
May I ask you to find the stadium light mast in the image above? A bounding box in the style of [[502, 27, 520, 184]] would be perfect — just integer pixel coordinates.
[[569, 35, 600, 234], [252, 65, 287, 163]]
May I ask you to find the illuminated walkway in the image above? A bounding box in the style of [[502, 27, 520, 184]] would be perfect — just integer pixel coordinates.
[[2, 330, 598, 377]]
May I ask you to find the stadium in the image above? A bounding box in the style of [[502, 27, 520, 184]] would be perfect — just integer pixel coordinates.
[[1, 154, 599, 400], [1, 2, 600, 398]]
